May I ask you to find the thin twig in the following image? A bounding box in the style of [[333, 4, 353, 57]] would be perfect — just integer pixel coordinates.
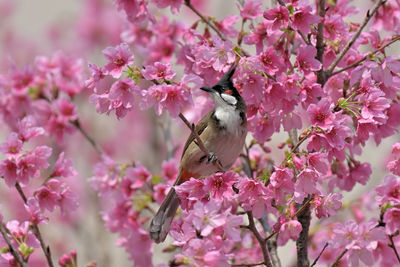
[[15, 183, 55, 267], [330, 248, 348, 267], [232, 261, 265, 267], [246, 211, 274, 267], [389, 234, 400, 264], [331, 35, 400, 76], [310, 242, 329, 267], [0, 222, 28, 267], [184, 0, 250, 57], [178, 113, 225, 172], [71, 120, 104, 155], [267, 234, 282, 267], [290, 130, 311, 153], [326, 0, 386, 76], [184, 0, 226, 40]]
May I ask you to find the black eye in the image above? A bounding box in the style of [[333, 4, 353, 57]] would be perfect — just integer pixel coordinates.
[[213, 85, 223, 92]]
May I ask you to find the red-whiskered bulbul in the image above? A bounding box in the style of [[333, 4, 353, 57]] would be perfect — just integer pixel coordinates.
[[150, 66, 247, 243]]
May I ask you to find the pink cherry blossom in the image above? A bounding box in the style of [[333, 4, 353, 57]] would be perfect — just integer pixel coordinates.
[[237, 177, 271, 218], [238, 0, 263, 20], [141, 83, 192, 117], [51, 152, 77, 178], [142, 62, 176, 81], [16, 116, 45, 142], [175, 178, 207, 210], [190, 200, 227, 236], [124, 163, 151, 190], [295, 168, 320, 203], [383, 207, 400, 235], [0, 132, 23, 159], [161, 159, 178, 182], [296, 45, 322, 74], [307, 99, 334, 130], [291, 5, 320, 34], [151, 0, 183, 14], [215, 15, 239, 38], [102, 43, 134, 78], [278, 219, 302, 246], [24, 197, 47, 225], [375, 174, 400, 205], [108, 78, 138, 109], [203, 172, 238, 200], [263, 5, 290, 30], [314, 193, 342, 218], [36, 183, 60, 212]]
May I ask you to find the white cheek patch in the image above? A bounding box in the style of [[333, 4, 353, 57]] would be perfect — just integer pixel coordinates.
[[221, 93, 237, 105]]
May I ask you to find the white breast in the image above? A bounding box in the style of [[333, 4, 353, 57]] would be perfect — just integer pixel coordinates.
[[214, 106, 242, 134]]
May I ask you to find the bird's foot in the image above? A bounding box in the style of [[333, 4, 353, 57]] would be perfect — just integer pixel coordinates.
[[207, 152, 218, 164]]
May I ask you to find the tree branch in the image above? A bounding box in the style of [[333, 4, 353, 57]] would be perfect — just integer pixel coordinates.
[[246, 211, 274, 267], [316, 0, 327, 85], [326, 0, 386, 76], [330, 35, 400, 77], [184, 0, 226, 41], [15, 183, 55, 267], [178, 113, 225, 172], [71, 119, 104, 155], [389, 233, 400, 264], [267, 234, 282, 267], [184, 0, 250, 57], [330, 248, 348, 267], [296, 197, 311, 267], [232, 261, 265, 267], [0, 221, 28, 267], [310, 242, 329, 267]]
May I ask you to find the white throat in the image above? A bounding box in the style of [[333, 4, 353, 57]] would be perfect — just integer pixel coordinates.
[[214, 105, 242, 134]]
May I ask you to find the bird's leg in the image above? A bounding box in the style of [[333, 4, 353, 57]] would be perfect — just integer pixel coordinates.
[[207, 152, 217, 164]]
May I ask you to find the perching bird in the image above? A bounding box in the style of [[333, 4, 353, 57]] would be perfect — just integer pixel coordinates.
[[149, 66, 247, 243]]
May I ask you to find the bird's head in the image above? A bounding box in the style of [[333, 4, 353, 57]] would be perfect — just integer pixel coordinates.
[[200, 66, 242, 108]]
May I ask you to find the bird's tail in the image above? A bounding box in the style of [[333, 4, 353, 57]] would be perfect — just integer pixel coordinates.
[[149, 187, 180, 243]]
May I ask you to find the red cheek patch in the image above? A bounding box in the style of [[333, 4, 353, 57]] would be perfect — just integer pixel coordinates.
[[224, 89, 232, 95]]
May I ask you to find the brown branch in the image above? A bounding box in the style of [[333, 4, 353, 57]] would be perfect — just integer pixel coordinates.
[[178, 113, 225, 172], [184, 0, 226, 41], [326, 0, 386, 76], [232, 261, 265, 267], [246, 211, 274, 267], [184, 0, 250, 57], [267, 234, 282, 267], [331, 35, 400, 77], [316, 0, 327, 85], [296, 197, 311, 267], [310, 242, 329, 267], [290, 129, 311, 153], [15, 183, 55, 267], [71, 119, 103, 155], [0, 222, 28, 267], [389, 233, 400, 264], [330, 248, 348, 267]]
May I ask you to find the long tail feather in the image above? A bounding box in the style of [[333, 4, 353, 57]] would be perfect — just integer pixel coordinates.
[[149, 188, 180, 243]]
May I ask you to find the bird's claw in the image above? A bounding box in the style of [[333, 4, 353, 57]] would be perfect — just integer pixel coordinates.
[[207, 152, 218, 164]]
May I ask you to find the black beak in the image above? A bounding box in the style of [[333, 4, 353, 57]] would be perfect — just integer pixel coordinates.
[[200, 86, 214, 93]]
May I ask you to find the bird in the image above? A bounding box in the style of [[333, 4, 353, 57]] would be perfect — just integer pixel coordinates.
[[149, 66, 247, 243]]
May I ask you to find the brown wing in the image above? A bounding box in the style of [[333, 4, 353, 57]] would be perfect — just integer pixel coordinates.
[[180, 111, 212, 160]]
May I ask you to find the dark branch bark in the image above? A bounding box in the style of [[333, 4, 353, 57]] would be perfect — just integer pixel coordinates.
[[0, 222, 28, 267], [296, 198, 311, 267], [15, 183, 55, 267]]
